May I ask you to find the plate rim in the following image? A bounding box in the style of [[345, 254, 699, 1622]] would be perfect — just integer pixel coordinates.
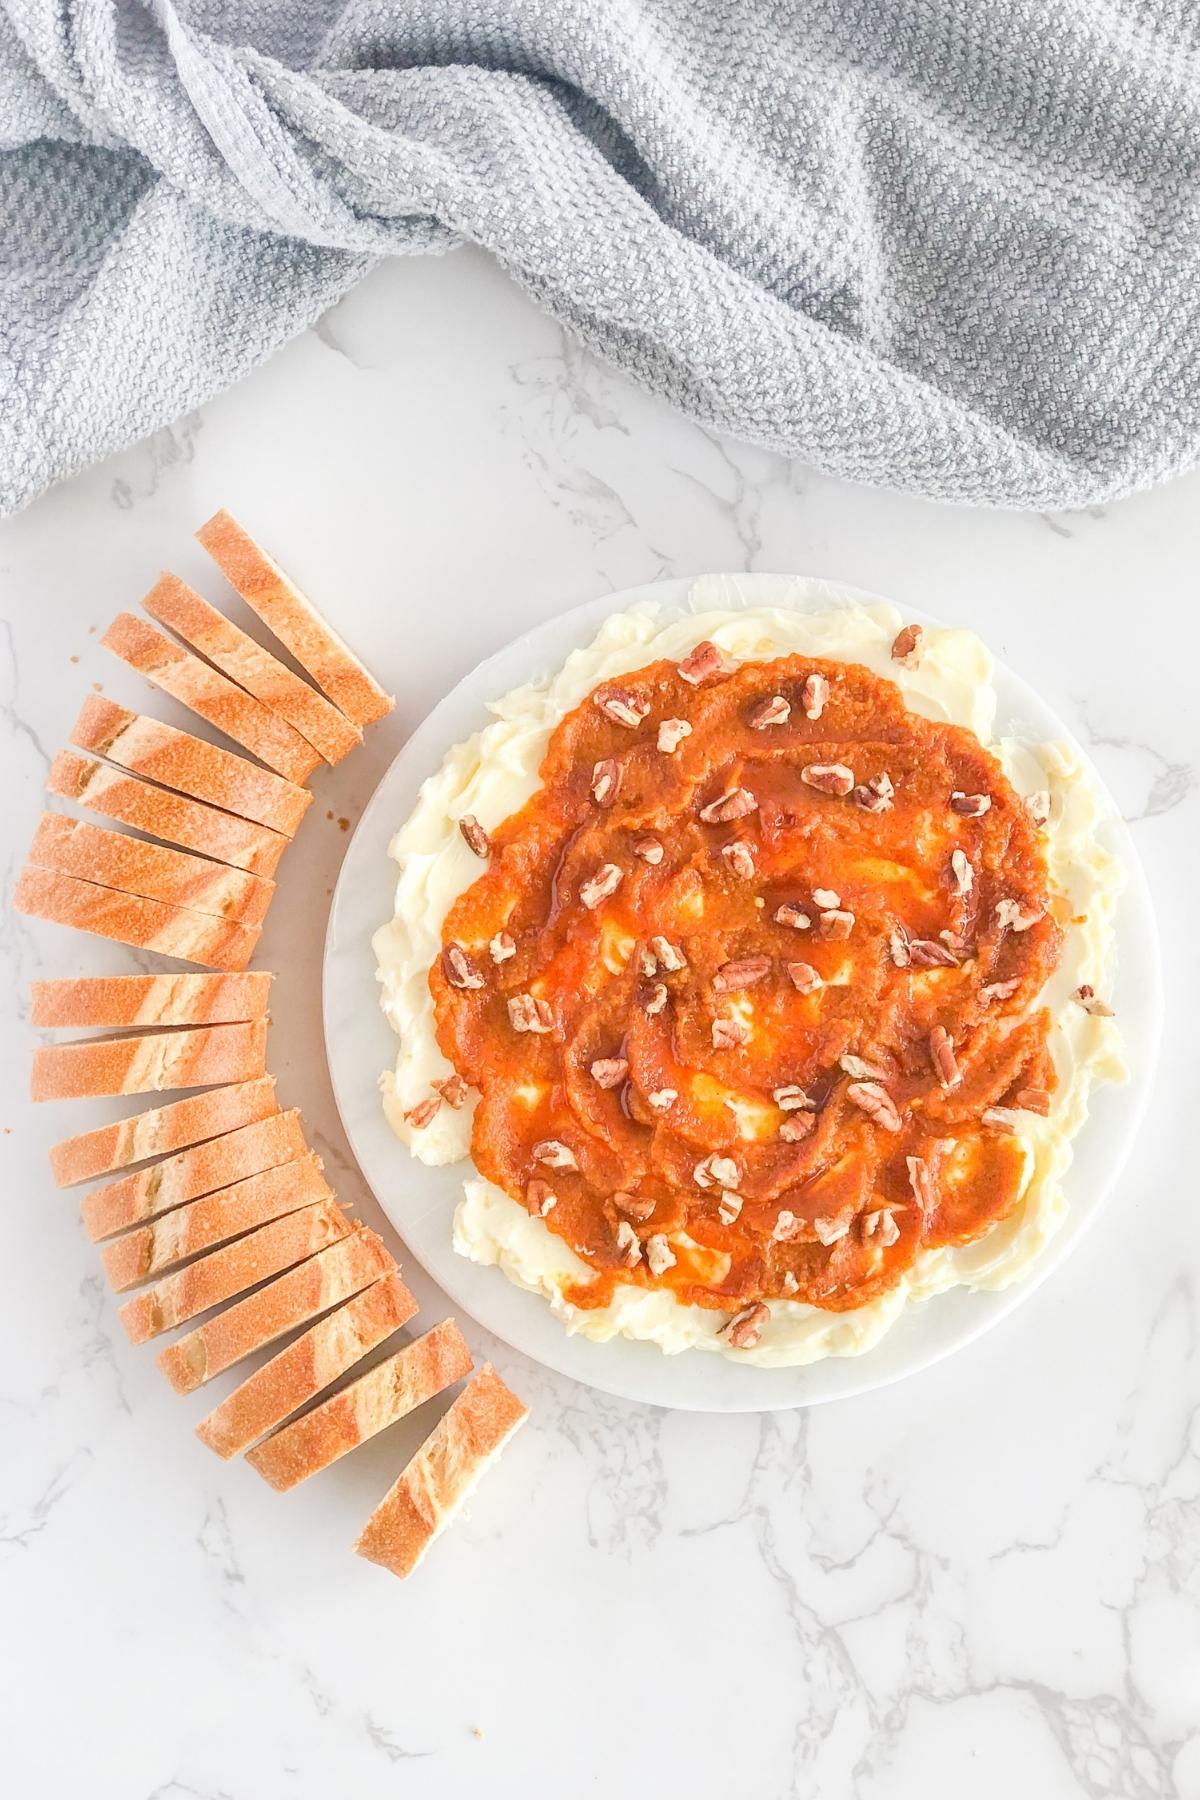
[[322, 573, 1163, 1413]]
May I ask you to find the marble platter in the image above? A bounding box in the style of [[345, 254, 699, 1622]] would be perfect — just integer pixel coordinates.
[[323, 574, 1161, 1412]]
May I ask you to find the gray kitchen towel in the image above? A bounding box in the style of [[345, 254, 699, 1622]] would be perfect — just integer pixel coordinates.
[[2, 1, 1199, 517]]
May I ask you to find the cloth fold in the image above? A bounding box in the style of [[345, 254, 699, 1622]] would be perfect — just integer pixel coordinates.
[[2, 0, 1198, 516]]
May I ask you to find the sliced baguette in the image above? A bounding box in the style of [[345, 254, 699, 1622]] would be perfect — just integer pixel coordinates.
[[102, 613, 320, 783], [15, 866, 260, 972], [31, 973, 272, 1031], [82, 1108, 309, 1240], [119, 1199, 352, 1344], [71, 696, 310, 837], [29, 812, 274, 927], [49, 1076, 278, 1188], [197, 511, 393, 728], [247, 1319, 472, 1490], [196, 1271, 418, 1458], [353, 1365, 527, 1579], [156, 1223, 394, 1393], [101, 1153, 332, 1291], [32, 1020, 268, 1102], [48, 750, 288, 877], [144, 573, 361, 766]]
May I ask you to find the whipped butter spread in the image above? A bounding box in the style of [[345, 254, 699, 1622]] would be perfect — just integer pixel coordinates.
[[374, 594, 1123, 1366]]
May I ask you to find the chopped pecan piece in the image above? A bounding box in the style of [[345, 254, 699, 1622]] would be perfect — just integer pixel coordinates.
[[950, 849, 974, 897], [783, 1271, 799, 1294], [580, 863, 623, 909], [748, 694, 790, 729], [633, 834, 664, 865], [507, 992, 554, 1033], [981, 976, 1021, 1002], [950, 791, 991, 816], [862, 1208, 901, 1248], [404, 1093, 442, 1130], [526, 1179, 557, 1217], [699, 786, 758, 824], [813, 1216, 849, 1246], [433, 1074, 470, 1108], [908, 938, 959, 968], [532, 1138, 577, 1170], [489, 931, 516, 963], [779, 1112, 816, 1142], [773, 1085, 815, 1111], [694, 1154, 740, 1189], [775, 902, 811, 930], [846, 1080, 902, 1132], [801, 762, 855, 797], [891, 623, 923, 663], [1026, 790, 1051, 827], [994, 898, 1044, 933], [590, 1057, 629, 1088], [906, 1155, 935, 1209], [722, 840, 757, 878], [613, 1189, 656, 1222], [1013, 1086, 1051, 1114], [614, 1219, 642, 1265], [458, 814, 490, 858], [657, 717, 692, 753], [724, 1301, 770, 1348], [821, 909, 855, 939], [596, 689, 649, 728], [786, 961, 822, 993], [802, 673, 829, 720], [929, 1025, 961, 1089], [981, 1106, 1022, 1131], [772, 1209, 801, 1241], [852, 775, 893, 813], [647, 1088, 677, 1110], [811, 887, 840, 909], [713, 956, 771, 992], [646, 1233, 676, 1276], [717, 1191, 743, 1224], [644, 982, 669, 1016], [890, 929, 911, 967], [678, 640, 731, 685], [840, 1052, 888, 1080], [712, 1016, 751, 1050], [591, 758, 623, 805], [1075, 983, 1114, 1017], [443, 943, 484, 990], [650, 935, 687, 972]]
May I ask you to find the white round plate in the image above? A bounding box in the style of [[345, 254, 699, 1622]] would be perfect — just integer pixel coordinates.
[[324, 575, 1161, 1412]]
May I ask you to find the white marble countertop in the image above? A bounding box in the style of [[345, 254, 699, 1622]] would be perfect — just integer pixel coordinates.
[[3, 247, 1197, 1799]]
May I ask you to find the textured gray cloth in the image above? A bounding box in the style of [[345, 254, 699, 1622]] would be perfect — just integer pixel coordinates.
[[3, 1, 1199, 517]]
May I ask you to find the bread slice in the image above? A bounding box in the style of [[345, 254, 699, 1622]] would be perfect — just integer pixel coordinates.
[[15, 867, 260, 971], [102, 613, 320, 783], [197, 511, 393, 728], [144, 573, 362, 766], [82, 1108, 309, 1239], [353, 1365, 527, 1579], [156, 1223, 394, 1393], [49, 1076, 278, 1188], [101, 1153, 332, 1291], [119, 1199, 352, 1343], [31, 973, 272, 1031], [71, 697, 311, 837], [48, 750, 288, 877], [32, 1019, 268, 1102], [246, 1319, 471, 1490], [28, 812, 274, 927], [196, 1271, 418, 1457]]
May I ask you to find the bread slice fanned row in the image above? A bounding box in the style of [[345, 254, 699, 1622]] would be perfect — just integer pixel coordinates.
[[354, 1365, 528, 1580], [102, 613, 321, 784], [15, 867, 261, 971], [198, 510, 394, 728], [120, 1199, 353, 1344], [143, 574, 362, 766], [157, 1223, 395, 1394], [28, 813, 274, 927], [48, 750, 289, 877], [49, 1076, 279, 1187], [101, 1153, 333, 1291], [246, 1318, 472, 1490], [32, 1020, 268, 1102], [32, 973, 272, 1032], [71, 697, 311, 837], [82, 1107, 309, 1240], [196, 1268, 418, 1458]]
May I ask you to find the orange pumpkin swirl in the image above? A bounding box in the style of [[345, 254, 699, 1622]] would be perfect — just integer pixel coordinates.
[[433, 646, 1063, 1320]]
